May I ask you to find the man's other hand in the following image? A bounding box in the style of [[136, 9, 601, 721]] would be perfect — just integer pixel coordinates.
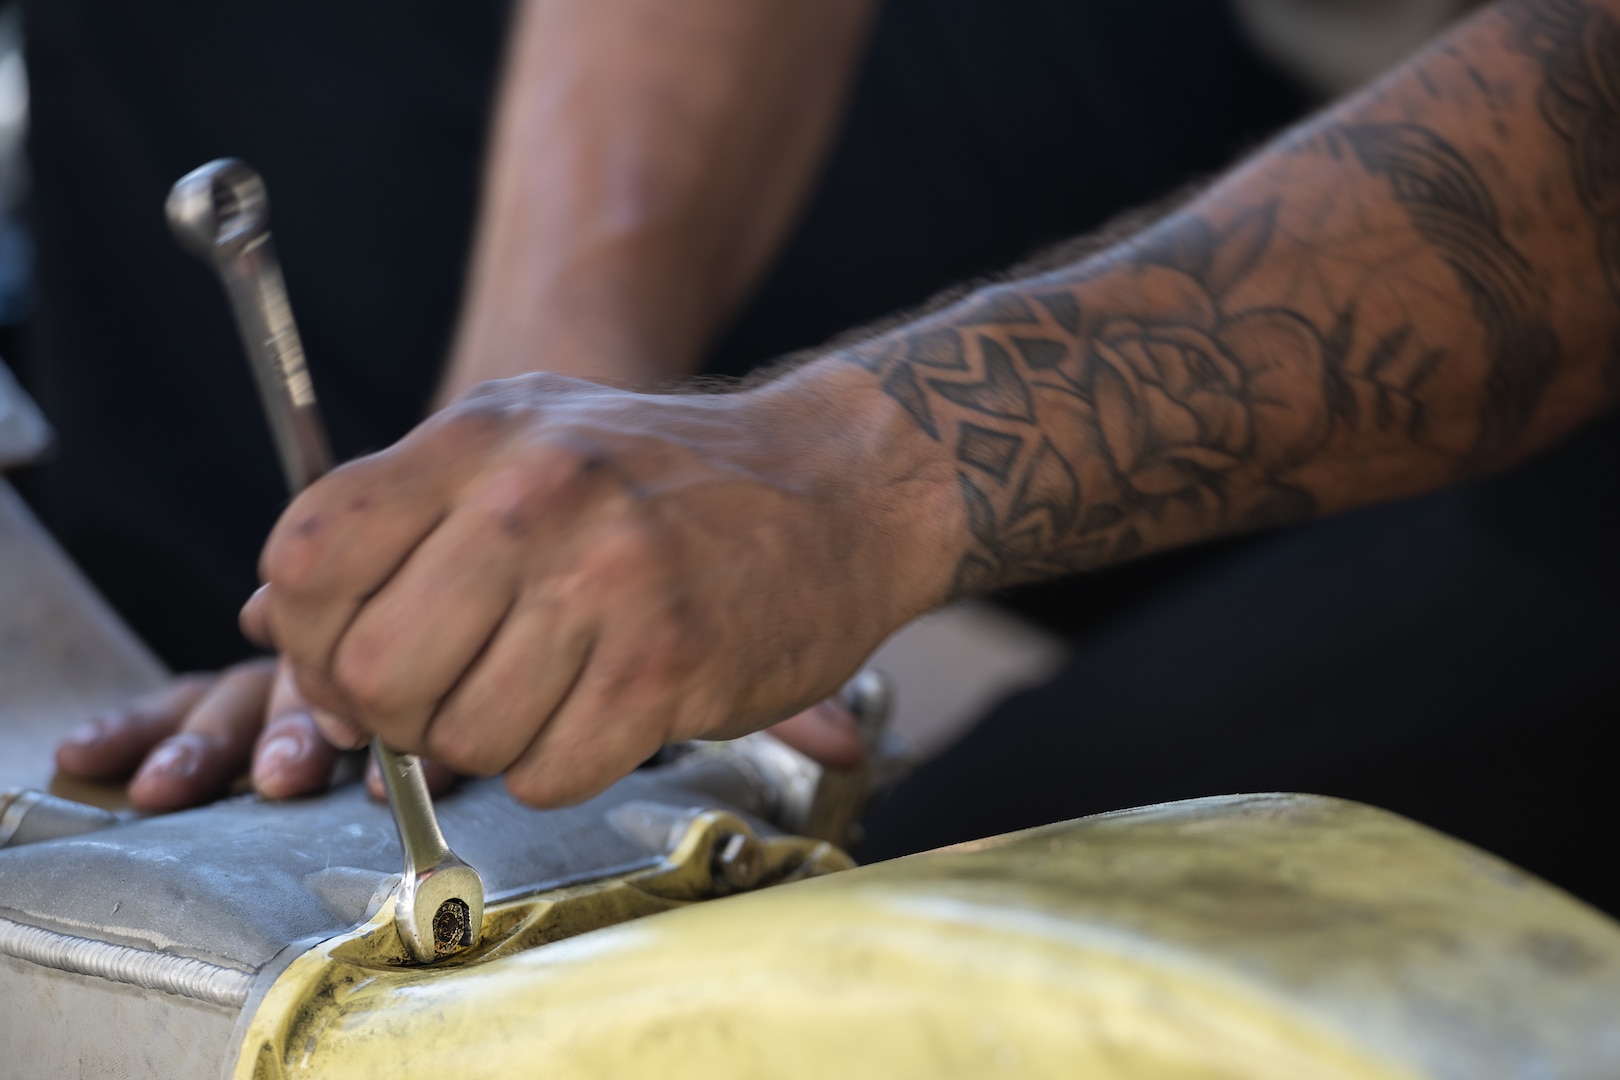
[[52, 658, 457, 810]]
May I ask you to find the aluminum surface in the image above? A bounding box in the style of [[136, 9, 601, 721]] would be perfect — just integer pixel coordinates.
[[0, 769, 773, 974]]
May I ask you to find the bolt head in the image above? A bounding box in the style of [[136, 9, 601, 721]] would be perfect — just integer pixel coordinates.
[[713, 832, 762, 890]]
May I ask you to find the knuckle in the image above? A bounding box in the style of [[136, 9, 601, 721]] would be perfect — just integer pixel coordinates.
[[509, 370, 590, 400], [439, 394, 513, 438], [262, 472, 374, 589], [261, 528, 323, 591], [469, 441, 631, 540], [589, 612, 703, 718], [637, 623, 702, 689], [310, 707, 368, 751], [330, 637, 395, 717], [467, 467, 555, 540], [433, 378, 577, 450], [423, 722, 501, 778], [287, 664, 348, 718], [451, 370, 579, 408], [583, 519, 665, 586]]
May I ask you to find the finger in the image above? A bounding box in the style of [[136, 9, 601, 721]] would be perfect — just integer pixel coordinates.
[[128, 660, 278, 812], [257, 453, 451, 697], [500, 645, 674, 809], [364, 753, 460, 801], [325, 500, 522, 747], [54, 674, 216, 780], [252, 711, 342, 800], [252, 661, 342, 800], [290, 705, 365, 751], [417, 591, 597, 777], [769, 698, 865, 769]]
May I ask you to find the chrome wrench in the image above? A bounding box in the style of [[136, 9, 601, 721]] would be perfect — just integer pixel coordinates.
[[166, 159, 484, 963]]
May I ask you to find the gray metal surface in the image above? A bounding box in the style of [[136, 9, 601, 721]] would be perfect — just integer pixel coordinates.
[[0, 769, 770, 974]]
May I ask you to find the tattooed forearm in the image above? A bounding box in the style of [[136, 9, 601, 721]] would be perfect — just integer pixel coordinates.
[[846, 204, 1332, 596], [1508, 0, 1620, 391], [834, 0, 1620, 598], [1326, 122, 1560, 453]]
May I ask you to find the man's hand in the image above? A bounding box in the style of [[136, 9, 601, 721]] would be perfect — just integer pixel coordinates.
[[244, 371, 945, 808], [54, 658, 338, 811]]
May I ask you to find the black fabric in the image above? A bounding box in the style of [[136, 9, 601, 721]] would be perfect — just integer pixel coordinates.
[[709, 0, 1308, 377]]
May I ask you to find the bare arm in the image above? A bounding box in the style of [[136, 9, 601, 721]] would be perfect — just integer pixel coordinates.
[[440, 0, 876, 400], [251, 0, 1620, 807], [831, 0, 1620, 598]]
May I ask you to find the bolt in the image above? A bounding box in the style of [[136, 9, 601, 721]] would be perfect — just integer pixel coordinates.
[[432, 898, 471, 957], [712, 831, 763, 891]]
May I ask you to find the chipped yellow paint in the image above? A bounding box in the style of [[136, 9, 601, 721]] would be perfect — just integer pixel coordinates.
[[230, 795, 1620, 1079]]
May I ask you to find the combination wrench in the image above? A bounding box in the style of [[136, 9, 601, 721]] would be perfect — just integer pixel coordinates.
[[166, 158, 484, 964]]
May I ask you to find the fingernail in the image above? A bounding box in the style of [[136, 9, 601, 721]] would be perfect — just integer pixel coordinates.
[[141, 741, 199, 779], [256, 732, 305, 775], [62, 716, 111, 746]]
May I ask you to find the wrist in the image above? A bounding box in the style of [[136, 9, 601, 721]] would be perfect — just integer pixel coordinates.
[[750, 353, 964, 629]]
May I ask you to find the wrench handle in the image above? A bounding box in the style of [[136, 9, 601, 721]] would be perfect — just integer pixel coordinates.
[[373, 742, 454, 870], [215, 236, 334, 492]]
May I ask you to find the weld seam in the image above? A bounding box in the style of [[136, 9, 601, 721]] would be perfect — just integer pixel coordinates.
[[0, 914, 252, 1006]]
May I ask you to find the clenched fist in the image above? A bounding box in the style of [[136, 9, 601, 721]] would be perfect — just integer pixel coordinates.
[[242, 369, 951, 807]]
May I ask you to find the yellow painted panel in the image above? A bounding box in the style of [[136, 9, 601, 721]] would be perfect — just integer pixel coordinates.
[[234, 794, 1620, 1079]]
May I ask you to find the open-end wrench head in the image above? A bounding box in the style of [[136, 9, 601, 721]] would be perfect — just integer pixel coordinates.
[[165, 158, 269, 260], [395, 857, 485, 964]]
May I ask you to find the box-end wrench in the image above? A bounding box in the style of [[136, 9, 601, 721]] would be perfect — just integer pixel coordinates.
[[166, 158, 484, 964]]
